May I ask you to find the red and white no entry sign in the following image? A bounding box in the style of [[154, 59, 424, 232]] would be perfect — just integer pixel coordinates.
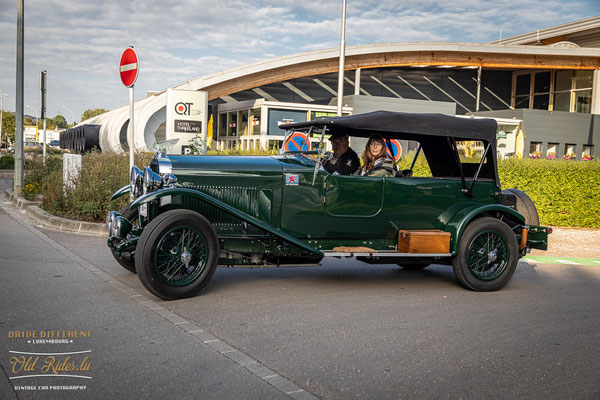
[[119, 47, 139, 87]]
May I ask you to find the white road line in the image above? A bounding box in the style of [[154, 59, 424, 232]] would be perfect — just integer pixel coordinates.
[[371, 76, 402, 98], [397, 75, 431, 100], [594, 261, 600, 264], [519, 258, 537, 263], [556, 259, 583, 265], [422, 76, 471, 112]]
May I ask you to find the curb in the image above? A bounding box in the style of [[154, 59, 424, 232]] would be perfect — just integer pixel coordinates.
[[2, 188, 109, 237], [0, 170, 14, 179]]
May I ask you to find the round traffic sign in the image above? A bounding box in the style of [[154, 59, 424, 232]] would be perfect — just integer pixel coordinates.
[[119, 47, 139, 87], [384, 139, 402, 162], [284, 132, 311, 152]]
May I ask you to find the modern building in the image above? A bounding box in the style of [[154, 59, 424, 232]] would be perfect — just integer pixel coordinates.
[[80, 16, 600, 159]]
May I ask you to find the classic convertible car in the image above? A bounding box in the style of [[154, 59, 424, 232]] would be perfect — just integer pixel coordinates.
[[107, 111, 549, 300]]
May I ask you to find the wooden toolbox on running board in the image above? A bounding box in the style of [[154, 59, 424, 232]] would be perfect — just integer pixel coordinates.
[[398, 230, 451, 253]]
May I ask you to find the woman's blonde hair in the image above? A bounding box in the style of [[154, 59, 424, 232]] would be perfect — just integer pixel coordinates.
[[362, 134, 386, 172]]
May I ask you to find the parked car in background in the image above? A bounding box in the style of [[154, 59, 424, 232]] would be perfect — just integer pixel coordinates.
[[49, 140, 60, 148], [106, 111, 550, 300]]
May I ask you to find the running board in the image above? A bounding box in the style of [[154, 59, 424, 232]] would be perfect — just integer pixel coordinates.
[[323, 251, 452, 258]]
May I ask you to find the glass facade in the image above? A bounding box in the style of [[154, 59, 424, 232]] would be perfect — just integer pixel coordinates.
[[513, 70, 594, 113]]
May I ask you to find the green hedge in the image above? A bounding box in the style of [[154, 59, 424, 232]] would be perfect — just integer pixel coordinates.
[[498, 158, 600, 228], [0, 155, 14, 169]]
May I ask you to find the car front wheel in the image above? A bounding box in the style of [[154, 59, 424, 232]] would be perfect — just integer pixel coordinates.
[[136, 209, 219, 300], [452, 217, 519, 291]]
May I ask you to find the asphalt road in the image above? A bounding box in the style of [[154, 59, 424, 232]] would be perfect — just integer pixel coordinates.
[[1, 189, 599, 398]]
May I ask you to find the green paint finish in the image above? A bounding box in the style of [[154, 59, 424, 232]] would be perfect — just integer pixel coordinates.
[[110, 185, 131, 201]]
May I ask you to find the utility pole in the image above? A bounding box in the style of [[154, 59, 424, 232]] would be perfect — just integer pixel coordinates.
[[0, 89, 3, 150], [14, 0, 24, 197], [41, 70, 47, 160], [336, 0, 347, 116]]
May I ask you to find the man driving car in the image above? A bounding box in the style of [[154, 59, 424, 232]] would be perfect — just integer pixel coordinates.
[[323, 134, 360, 175]]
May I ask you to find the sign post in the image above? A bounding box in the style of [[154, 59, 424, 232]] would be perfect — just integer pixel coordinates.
[[119, 47, 139, 182]]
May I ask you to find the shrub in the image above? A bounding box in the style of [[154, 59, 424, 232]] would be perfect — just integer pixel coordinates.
[[498, 158, 600, 228], [26, 151, 152, 222], [23, 155, 62, 200], [0, 155, 14, 169]]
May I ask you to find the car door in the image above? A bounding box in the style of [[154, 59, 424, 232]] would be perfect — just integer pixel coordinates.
[[324, 174, 384, 217]]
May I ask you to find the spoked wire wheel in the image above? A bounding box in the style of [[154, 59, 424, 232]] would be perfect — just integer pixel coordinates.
[[466, 230, 509, 281], [452, 217, 519, 291], [136, 210, 218, 300], [154, 226, 208, 286]]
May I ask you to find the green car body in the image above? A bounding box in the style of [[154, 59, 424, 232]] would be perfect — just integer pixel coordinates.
[[107, 111, 549, 299]]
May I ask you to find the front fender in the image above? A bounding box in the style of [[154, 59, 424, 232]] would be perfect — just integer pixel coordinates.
[[131, 187, 323, 257], [445, 204, 525, 255], [110, 185, 131, 202]]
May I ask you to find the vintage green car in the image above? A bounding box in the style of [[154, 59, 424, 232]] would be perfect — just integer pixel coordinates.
[[107, 111, 549, 300]]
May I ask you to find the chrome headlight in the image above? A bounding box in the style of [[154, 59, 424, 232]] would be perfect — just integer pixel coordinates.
[[143, 167, 163, 194], [106, 211, 118, 233], [130, 166, 143, 197], [162, 173, 178, 186], [111, 216, 132, 239]]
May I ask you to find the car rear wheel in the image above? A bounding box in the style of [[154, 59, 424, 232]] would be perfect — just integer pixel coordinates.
[[136, 209, 218, 300], [452, 217, 518, 291], [110, 202, 138, 273]]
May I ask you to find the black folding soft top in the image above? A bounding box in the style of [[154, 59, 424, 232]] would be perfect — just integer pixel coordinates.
[[280, 111, 497, 143], [281, 111, 500, 187]]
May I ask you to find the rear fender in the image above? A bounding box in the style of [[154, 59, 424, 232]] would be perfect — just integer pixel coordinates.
[[445, 204, 526, 255], [131, 188, 323, 257]]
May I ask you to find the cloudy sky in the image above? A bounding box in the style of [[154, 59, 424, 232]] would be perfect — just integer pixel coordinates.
[[0, 0, 598, 123]]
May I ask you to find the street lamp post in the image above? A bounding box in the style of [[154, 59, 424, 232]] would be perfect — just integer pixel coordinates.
[[61, 105, 75, 127], [336, 0, 347, 116], [0, 89, 3, 150]]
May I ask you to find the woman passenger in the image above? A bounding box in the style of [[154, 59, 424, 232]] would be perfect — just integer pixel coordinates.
[[359, 134, 397, 177]]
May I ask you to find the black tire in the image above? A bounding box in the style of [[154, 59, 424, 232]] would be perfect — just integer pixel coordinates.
[[398, 263, 429, 270], [502, 188, 539, 225], [110, 202, 138, 273], [452, 217, 519, 291], [136, 209, 219, 300]]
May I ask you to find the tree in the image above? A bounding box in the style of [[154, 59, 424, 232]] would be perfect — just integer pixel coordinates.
[[81, 108, 108, 121], [53, 114, 68, 129], [1, 111, 15, 146]]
